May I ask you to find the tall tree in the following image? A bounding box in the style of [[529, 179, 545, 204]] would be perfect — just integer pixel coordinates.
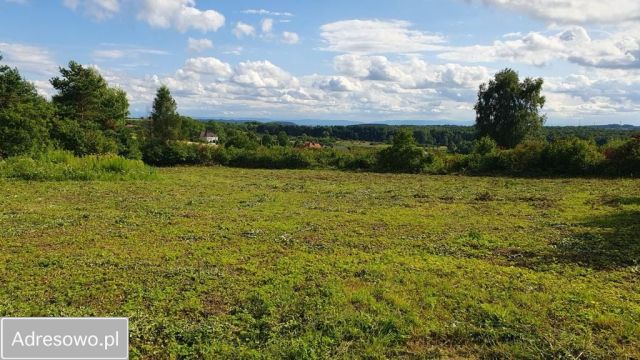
[[50, 61, 128, 129], [0, 55, 53, 157], [277, 131, 289, 146], [151, 86, 182, 141], [475, 68, 546, 148]]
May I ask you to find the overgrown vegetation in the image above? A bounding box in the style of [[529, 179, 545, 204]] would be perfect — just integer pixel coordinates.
[[138, 132, 640, 177], [0, 150, 156, 181]]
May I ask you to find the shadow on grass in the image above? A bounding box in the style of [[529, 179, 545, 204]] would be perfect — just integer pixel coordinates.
[[547, 197, 640, 269]]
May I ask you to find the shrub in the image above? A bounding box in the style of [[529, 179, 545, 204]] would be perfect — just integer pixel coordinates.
[[542, 138, 604, 175], [509, 140, 546, 174], [0, 150, 156, 181], [473, 136, 498, 155], [604, 136, 640, 176], [461, 152, 510, 174], [338, 150, 378, 171], [423, 151, 448, 174], [50, 119, 119, 156], [227, 147, 313, 169], [142, 140, 217, 166], [116, 127, 143, 160], [451, 136, 509, 174], [376, 129, 429, 173]]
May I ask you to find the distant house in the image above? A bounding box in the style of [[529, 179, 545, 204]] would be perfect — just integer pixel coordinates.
[[200, 130, 219, 144], [302, 141, 323, 149]]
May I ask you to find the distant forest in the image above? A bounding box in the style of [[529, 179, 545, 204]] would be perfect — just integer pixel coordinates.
[[185, 120, 639, 154]]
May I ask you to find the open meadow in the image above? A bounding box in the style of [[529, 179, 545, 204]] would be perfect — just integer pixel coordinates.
[[0, 167, 639, 359]]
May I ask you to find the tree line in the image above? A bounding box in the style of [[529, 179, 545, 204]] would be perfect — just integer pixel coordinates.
[[1, 56, 639, 177], [217, 122, 635, 154]]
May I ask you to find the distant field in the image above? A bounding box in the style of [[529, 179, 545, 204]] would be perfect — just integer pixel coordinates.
[[333, 140, 388, 148], [0, 167, 638, 359]]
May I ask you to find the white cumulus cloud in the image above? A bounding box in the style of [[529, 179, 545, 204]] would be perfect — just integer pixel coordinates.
[[314, 76, 362, 92], [138, 0, 225, 33], [182, 57, 233, 78], [438, 25, 640, 69], [233, 22, 256, 38], [232, 60, 298, 88]]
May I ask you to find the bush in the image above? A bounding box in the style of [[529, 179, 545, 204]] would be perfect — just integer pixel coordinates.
[[604, 135, 640, 176], [0, 150, 156, 181], [509, 140, 546, 174], [473, 136, 498, 155], [542, 138, 604, 175], [460, 152, 510, 174], [50, 119, 119, 156], [142, 141, 314, 169], [142, 140, 217, 166], [227, 147, 312, 169], [116, 127, 143, 160], [423, 151, 448, 174], [330, 149, 377, 171], [376, 129, 429, 173]]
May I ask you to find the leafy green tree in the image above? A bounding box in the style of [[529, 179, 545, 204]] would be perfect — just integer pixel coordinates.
[[262, 134, 274, 147], [377, 129, 427, 173], [49, 118, 119, 156], [0, 56, 54, 157], [475, 68, 546, 148], [180, 116, 205, 141], [150, 86, 182, 141], [606, 135, 640, 176], [225, 130, 259, 150], [50, 61, 128, 129], [277, 131, 289, 146]]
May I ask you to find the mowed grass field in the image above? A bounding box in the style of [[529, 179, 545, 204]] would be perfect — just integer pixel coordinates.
[[0, 167, 639, 359]]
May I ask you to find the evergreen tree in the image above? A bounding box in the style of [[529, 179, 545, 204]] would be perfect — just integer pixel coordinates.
[[151, 86, 182, 141], [0, 55, 53, 157], [50, 61, 129, 130]]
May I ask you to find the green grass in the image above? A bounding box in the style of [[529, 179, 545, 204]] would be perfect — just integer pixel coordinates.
[[0, 167, 638, 359], [0, 150, 156, 181]]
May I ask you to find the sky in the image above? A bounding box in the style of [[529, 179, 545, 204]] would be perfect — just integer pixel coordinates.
[[0, 0, 639, 125]]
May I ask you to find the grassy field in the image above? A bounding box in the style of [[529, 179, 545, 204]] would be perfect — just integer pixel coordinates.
[[0, 167, 638, 359]]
